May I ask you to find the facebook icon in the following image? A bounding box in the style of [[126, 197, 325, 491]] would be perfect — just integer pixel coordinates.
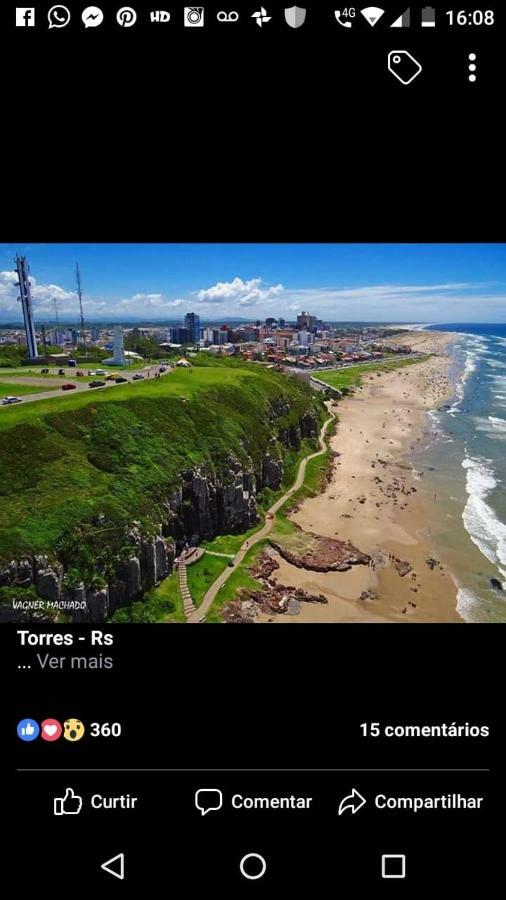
[[16, 8, 36, 26]]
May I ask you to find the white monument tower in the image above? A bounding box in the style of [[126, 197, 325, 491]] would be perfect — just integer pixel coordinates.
[[104, 326, 127, 365]]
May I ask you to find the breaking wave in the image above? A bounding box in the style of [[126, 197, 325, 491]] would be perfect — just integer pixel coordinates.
[[461, 454, 506, 581]]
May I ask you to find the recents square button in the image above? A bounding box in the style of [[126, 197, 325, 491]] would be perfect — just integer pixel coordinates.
[[381, 854, 406, 879]]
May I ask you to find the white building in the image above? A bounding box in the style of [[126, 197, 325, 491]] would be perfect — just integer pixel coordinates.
[[297, 330, 313, 346]]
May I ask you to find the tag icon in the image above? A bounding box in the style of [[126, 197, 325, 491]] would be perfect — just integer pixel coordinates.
[[387, 50, 422, 84]]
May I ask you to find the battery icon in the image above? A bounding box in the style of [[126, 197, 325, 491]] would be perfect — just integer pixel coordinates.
[[421, 6, 436, 27]]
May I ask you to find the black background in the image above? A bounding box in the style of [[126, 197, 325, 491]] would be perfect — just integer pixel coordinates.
[[1, 1, 505, 143], [1, 1, 504, 890]]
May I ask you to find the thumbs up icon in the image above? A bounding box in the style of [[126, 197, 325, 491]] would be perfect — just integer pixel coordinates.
[[54, 788, 83, 816], [17, 718, 40, 741]]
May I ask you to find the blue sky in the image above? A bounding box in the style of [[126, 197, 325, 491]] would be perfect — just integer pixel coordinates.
[[1, 243, 505, 323]]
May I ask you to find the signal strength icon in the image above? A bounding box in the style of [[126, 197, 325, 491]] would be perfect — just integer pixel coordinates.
[[390, 8, 410, 28], [360, 6, 385, 27]]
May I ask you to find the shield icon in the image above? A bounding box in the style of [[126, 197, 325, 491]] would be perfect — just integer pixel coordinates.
[[284, 6, 306, 28]]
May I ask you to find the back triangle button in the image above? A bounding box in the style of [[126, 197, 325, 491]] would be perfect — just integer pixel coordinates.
[[101, 852, 125, 880]]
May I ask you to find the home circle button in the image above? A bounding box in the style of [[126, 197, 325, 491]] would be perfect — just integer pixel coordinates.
[[239, 853, 267, 880]]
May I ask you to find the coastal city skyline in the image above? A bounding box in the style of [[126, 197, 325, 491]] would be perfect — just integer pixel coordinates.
[[1, 243, 505, 628], [1, 243, 505, 323]]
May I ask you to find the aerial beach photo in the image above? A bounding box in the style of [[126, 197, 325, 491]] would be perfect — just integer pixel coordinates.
[[0, 243, 505, 624]]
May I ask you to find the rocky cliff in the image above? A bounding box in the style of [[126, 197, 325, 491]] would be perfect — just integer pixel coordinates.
[[0, 409, 320, 623]]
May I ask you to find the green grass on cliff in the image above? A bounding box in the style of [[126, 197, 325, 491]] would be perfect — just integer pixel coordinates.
[[110, 570, 185, 623], [0, 381, 62, 396], [0, 359, 324, 565], [206, 542, 267, 623], [187, 554, 230, 606], [205, 429, 336, 621], [317, 356, 428, 391]]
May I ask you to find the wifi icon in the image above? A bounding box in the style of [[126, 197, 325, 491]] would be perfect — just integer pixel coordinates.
[[361, 6, 385, 26]]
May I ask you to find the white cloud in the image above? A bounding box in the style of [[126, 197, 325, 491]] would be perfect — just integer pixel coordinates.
[[1, 269, 504, 323], [0, 269, 77, 315], [195, 276, 284, 307], [120, 293, 184, 309], [0, 273, 185, 320], [281, 282, 505, 320]]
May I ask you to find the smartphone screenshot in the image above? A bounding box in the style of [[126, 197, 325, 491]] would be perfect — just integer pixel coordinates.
[[1, 2, 503, 893]]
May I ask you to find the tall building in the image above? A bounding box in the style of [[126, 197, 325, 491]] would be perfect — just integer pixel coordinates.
[[49, 328, 65, 346], [184, 312, 200, 343], [296, 311, 315, 332], [170, 326, 190, 344], [202, 327, 227, 345]]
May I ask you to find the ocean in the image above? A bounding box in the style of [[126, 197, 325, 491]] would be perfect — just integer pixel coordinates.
[[416, 324, 506, 622]]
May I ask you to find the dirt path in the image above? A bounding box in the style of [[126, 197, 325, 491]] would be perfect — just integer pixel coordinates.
[[187, 409, 335, 623]]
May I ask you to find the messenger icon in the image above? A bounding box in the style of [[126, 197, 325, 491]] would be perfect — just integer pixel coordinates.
[[195, 788, 223, 816]]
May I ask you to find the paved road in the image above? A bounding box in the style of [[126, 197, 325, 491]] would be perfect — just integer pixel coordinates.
[[187, 408, 336, 623], [0, 364, 171, 409]]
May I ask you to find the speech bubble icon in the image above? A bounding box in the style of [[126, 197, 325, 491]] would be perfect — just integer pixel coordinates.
[[82, 6, 104, 28], [47, 5, 71, 28], [195, 788, 223, 816]]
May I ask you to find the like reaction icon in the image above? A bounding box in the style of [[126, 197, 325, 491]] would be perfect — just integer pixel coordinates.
[[54, 788, 83, 816], [17, 718, 40, 741]]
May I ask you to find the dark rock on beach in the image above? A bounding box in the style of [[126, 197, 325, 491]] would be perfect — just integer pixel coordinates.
[[490, 577, 504, 592]]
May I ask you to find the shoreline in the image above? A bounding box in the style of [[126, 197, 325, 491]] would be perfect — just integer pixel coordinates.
[[258, 331, 463, 623]]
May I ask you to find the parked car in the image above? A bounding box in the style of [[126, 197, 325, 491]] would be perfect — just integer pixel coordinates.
[[95, 369, 106, 375], [105, 373, 115, 380], [2, 396, 22, 405], [87, 370, 96, 376], [58, 368, 65, 376], [68, 359, 77, 367], [115, 376, 128, 384], [76, 371, 85, 377], [41, 368, 49, 374], [133, 373, 145, 381], [88, 381, 106, 388], [61, 383, 76, 391]]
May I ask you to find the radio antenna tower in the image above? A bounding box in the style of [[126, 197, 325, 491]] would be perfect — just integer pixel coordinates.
[[15, 255, 38, 360], [76, 262, 86, 349], [53, 298, 60, 329]]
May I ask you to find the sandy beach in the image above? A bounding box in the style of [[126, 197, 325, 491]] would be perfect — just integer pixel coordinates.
[[259, 331, 462, 623]]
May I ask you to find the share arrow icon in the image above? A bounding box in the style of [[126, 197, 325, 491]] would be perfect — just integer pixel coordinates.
[[338, 788, 367, 816]]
